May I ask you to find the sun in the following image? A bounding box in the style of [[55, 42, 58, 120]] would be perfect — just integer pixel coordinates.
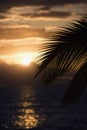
[[0, 52, 37, 66], [19, 53, 33, 66], [21, 57, 32, 66]]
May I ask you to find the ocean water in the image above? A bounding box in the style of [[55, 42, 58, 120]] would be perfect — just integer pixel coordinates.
[[0, 84, 87, 130]]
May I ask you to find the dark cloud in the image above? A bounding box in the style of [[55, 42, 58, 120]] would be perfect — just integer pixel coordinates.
[[21, 11, 72, 19], [0, 0, 87, 13], [37, 6, 51, 11], [0, 14, 6, 19]]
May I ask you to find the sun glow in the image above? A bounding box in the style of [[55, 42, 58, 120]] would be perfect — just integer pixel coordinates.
[[21, 57, 32, 66], [19, 53, 33, 66], [0, 53, 35, 66]]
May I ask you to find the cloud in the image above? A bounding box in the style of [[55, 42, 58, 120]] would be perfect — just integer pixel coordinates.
[[21, 11, 72, 19], [0, 27, 49, 39], [0, 43, 38, 55], [0, 36, 44, 55], [0, 14, 6, 19], [0, 2, 86, 31], [0, 0, 87, 13]]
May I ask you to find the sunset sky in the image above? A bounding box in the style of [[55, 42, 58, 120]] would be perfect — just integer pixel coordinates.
[[0, 0, 87, 65]]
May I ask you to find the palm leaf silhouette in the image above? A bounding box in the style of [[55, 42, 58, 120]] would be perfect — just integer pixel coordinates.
[[35, 15, 87, 105], [62, 62, 87, 106]]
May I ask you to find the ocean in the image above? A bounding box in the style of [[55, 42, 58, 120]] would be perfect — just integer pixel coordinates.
[[0, 83, 87, 130]]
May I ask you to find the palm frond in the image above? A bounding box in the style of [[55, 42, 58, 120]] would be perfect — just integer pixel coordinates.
[[61, 62, 87, 106], [35, 15, 87, 84]]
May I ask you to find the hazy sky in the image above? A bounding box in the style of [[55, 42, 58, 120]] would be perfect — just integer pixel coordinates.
[[0, 0, 87, 65]]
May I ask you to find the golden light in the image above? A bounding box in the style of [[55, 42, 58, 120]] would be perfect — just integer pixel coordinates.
[[20, 53, 32, 66], [0, 52, 37, 65], [21, 58, 32, 66], [15, 108, 39, 129], [12, 86, 46, 129]]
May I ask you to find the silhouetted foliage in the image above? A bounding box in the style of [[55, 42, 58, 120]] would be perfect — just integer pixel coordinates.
[[35, 14, 87, 106]]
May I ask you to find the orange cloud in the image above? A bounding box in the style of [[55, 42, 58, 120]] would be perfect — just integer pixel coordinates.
[[0, 37, 44, 55], [0, 27, 49, 39]]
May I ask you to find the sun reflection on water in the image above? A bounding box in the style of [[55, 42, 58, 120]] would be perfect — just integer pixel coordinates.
[[15, 108, 39, 129], [12, 86, 46, 129]]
